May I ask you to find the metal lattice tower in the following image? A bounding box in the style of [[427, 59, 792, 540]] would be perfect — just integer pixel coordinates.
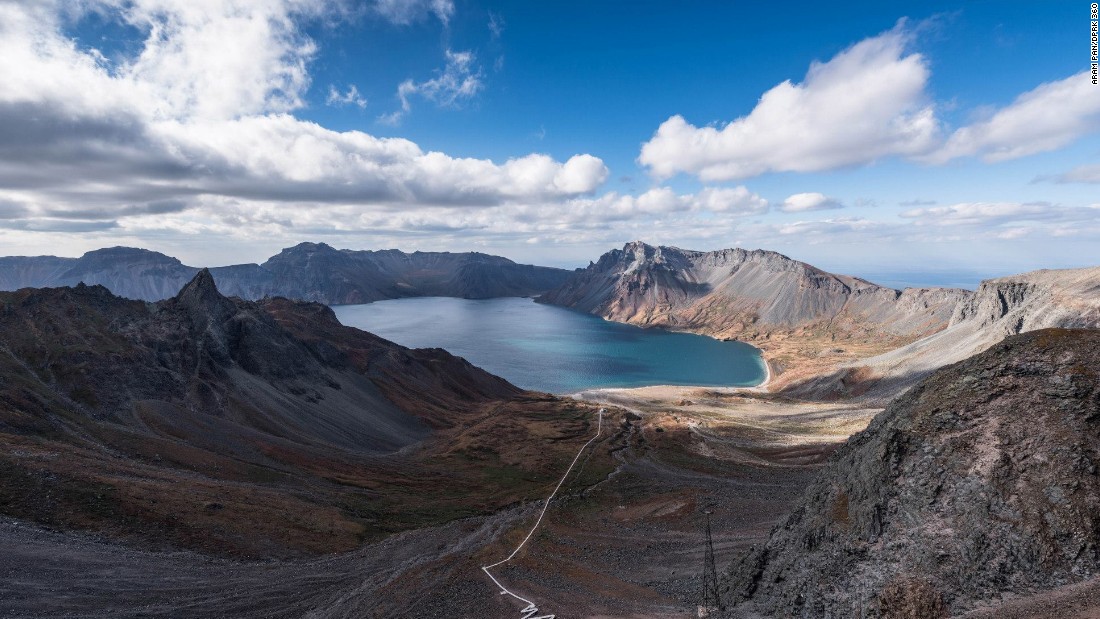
[[701, 510, 723, 615]]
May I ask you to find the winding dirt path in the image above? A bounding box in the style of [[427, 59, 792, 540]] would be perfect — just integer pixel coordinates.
[[480, 408, 604, 619]]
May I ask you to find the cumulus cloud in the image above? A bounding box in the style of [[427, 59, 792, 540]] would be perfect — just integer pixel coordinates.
[[638, 23, 939, 181], [0, 2, 607, 227], [97, 0, 323, 120], [780, 192, 844, 213], [638, 22, 1100, 182], [924, 72, 1100, 164]]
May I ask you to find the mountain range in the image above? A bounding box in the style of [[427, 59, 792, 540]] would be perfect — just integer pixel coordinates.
[[0, 243, 570, 304], [6, 239, 1099, 404], [2, 241, 1100, 616], [537, 241, 1100, 400]]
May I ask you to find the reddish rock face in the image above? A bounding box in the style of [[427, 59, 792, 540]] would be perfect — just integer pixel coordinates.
[[729, 328, 1100, 618]]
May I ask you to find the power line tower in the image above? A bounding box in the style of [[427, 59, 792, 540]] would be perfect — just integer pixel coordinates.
[[701, 510, 723, 616]]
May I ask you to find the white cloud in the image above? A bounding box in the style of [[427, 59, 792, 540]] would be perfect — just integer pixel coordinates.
[[372, 0, 454, 25], [693, 186, 769, 214], [541, 186, 767, 224], [0, 2, 608, 225], [773, 217, 890, 239], [488, 12, 504, 39], [638, 23, 1100, 182], [1053, 163, 1100, 183], [105, 0, 324, 120], [552, 154, 610, 193], [896, 202, 1100, 239], [384, 49, 483, 124], [780, 192, 844, 213], [95, 184, 766, 252], [899, 202, 1063, 226], [638, 23, 939, 181], [326, 84, 367, 108], [925, 72, 1100, 164]]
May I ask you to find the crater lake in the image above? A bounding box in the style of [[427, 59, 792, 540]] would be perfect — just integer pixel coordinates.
[[334, 297, 767, 394]]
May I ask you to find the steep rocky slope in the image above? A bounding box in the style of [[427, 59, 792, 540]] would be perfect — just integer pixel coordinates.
[[0, 242, 570, 303], [0, 271, 609, 557], [785, 266, 1100, 402], [539, 241, 969, 382], [728, 329, 1100, 618]]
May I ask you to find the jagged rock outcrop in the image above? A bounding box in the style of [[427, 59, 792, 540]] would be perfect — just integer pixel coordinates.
[[728, 329, 1100, 618], [0, 242, 570, 303], [787, 266, 1100, 402]]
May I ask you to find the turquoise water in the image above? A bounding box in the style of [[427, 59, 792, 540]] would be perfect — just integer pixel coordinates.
[[333, 297, 766, 394]]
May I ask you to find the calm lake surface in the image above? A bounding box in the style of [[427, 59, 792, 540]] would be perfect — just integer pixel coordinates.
[[333, 297, 766, 394]]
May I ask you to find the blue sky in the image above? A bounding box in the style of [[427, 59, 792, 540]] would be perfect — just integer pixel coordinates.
[[0, 1, 1097, 287]]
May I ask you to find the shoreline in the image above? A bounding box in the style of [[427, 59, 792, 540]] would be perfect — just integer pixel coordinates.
[[568, 351, 772, 401]]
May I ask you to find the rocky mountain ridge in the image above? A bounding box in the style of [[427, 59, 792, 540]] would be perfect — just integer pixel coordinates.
[[787, 266, 1100, 402], [0, 270, 605, 557], [0, 242, 570, 303], [539, 241, 967, 338], [538, 241, 971, 385]]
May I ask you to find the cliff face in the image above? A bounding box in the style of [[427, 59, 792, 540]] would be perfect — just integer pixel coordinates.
[[0, 247, 198, 302], [729, 329, 1100, 618], [787, 266, 1100, 402], [539, 241, 966, 340], [0, 242, 570, 303], [538, 242, 969, 383], [0, 272, 604, 558]]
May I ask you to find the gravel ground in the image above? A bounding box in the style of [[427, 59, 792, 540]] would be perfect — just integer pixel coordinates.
[[0, 396, 831, 619]]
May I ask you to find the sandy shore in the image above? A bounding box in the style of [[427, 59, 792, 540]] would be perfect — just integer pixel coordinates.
[[571, 381, 881, 466]]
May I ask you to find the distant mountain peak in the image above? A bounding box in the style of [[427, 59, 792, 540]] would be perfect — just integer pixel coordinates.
[[80, 246, 182, 265], [288, 241, 337, 253]]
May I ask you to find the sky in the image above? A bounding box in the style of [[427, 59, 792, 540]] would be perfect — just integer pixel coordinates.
[[0, 0, 1098, 288]]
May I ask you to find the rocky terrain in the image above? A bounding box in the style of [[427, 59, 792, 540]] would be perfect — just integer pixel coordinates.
[[0, 270, 612, 558], [726, 329, 1100, 618], [0, 364, 835, 618], [4, 246, 1100, 617], [786, 266, 1100, 402], [0, 242, 570, 303], [538, 241, 969, 388]]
